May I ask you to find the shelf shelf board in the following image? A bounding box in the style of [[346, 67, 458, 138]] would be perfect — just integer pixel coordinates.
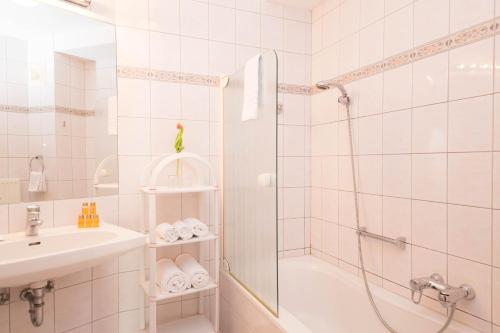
[[147, 233, 218, 248], [145, 315, 215, 333], [142, 280, 217, 302], [141, 185, 217, 194]]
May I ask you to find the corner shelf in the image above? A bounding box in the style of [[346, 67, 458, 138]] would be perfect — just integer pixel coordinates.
[[141, 280, 218, 302], [139, 152, 220, 333]]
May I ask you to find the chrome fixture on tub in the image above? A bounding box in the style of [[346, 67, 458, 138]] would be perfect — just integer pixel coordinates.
[[20, 281, 54, 327], [26, 204, 43, 236], [320, 79, 466, 333], [410, 273, 475, 307]]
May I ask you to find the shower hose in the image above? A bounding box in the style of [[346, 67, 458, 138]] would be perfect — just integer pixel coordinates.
[[344, 103, 456, 333]]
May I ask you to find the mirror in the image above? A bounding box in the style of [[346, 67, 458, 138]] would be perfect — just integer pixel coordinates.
[[0, 0, 117, 203]]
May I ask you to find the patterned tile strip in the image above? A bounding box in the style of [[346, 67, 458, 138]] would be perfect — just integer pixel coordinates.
[[0, 104, 96, 116], [117, 66, 312, 95], [313, 18, 499, 94], [117, 17, 500, 97], [117, 67, 220, 87], [278, 83, 313, 95]]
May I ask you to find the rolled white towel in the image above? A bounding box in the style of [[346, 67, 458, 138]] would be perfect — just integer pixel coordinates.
[[173, 220, 193, 240], [175, 254, 209, 289], [156, 258, 188, 293], [155, 223, 179, 243], [183, 218, 209, 237]]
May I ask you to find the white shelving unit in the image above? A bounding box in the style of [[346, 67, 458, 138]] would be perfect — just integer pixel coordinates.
[[139, 152, 220, 333]]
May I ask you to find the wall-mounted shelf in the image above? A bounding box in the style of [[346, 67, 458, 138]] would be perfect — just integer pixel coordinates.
[[139, 152, 220, 333]]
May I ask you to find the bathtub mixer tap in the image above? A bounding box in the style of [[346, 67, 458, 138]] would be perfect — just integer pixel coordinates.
[[410, 273, 475, 307]]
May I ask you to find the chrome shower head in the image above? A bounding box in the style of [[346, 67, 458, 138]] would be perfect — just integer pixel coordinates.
[[315, 81, 350, 106]]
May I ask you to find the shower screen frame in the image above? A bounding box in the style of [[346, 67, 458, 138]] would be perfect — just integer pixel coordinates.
[[220, 50, 279, 317]]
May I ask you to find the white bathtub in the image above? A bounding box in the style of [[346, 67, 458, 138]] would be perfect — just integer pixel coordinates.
[[278, 256, 477, 333]]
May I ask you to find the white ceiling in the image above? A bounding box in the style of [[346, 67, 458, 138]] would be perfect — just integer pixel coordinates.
[[266, 0, 322, 10]]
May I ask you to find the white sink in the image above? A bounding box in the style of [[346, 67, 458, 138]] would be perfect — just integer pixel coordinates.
[[0, 223, 145, 287]]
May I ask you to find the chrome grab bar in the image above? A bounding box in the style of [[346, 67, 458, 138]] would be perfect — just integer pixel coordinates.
[[356, 227, 406, 249]]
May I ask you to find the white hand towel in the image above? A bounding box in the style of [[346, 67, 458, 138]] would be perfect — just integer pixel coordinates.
[[28, 171, 47, 193], [156, 258, 188, 293], [175, 254, 209, 289], [156, 223, 179, 243], [241, 54, 261, 122], [173, 220, 193, 240], [183, 218, 209, 237]]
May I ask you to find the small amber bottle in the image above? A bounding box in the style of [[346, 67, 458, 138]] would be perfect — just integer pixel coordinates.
[[92, 214, 100, 228], [78, 214, 85, 228], [90, 202, 96, 215], [82, 202, 89, 215], [85, 214, 93, 228]]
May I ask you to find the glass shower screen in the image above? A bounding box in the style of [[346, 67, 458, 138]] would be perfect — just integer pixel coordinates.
[[222, 51, 278, 315]]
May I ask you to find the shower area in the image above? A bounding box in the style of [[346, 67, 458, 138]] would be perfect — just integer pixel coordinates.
[[221, 43, 488, 333]]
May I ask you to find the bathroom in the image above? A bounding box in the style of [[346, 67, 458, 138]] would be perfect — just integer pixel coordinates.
[[0, 0, 498, 332]]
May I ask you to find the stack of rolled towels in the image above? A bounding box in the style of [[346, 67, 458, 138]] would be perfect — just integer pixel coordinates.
[[155, 218, 209, 243], [156, 253, 210, 293]]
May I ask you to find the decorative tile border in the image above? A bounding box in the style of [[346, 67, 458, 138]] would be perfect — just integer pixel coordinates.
[[0, 104, 95, 117], [0, 105, 30, 113], [117, 17, 500, 98], [55, 106, 96, 117], [118, 67, 313, 96], [117, 67, 219, 87], [313, 18, 499, 94], [278, 83, 313, 95]]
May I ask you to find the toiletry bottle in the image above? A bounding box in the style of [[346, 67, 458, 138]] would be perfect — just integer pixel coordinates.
[[82, 202, 89, 215], [78, 214, 85, 228], [92, 214, 100, 228], [85, 214, 93, 228], [90, 202, 96, 215]]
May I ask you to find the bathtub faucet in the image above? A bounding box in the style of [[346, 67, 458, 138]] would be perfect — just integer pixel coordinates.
[[409, 273, 475, 307]]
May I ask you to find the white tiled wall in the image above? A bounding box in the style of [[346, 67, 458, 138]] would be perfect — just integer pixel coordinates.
[[311, 0, 500, 331], [109, 0, 312, 259], [96, 0, 310, 331]]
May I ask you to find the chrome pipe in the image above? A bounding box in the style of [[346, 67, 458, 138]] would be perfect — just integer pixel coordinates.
[[356, 227, 406, 249], [20, 281, 54, 327]]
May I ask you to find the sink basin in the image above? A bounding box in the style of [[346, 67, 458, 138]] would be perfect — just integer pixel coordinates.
[[0, 223, 145, 287]]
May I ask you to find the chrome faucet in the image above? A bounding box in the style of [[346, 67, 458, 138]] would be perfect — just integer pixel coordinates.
[[410, 273, 475, 307], [26, 205, 43, 236]]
